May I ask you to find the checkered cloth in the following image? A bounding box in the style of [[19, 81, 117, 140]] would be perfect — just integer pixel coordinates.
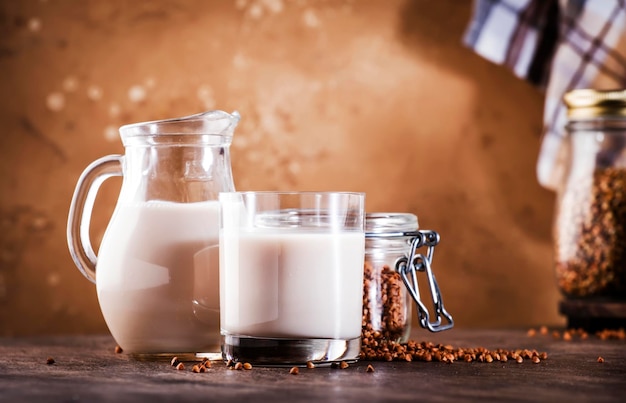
[[464, 0, 626, 190]]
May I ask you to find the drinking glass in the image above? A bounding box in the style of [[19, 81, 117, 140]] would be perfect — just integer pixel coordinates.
[[219, 191, 365, 366]]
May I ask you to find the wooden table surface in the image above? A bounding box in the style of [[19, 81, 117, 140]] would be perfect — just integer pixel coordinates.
[[1, 328, 625, 402]]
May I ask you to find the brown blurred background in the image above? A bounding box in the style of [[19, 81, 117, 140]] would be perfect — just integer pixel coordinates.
[[0, 0, 562, 337]]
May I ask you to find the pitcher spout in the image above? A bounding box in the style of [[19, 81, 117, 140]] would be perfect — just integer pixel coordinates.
[[191, 109, 240, 137]]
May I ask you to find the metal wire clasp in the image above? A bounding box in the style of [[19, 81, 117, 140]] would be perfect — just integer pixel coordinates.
[[395, 230, 453, 332]]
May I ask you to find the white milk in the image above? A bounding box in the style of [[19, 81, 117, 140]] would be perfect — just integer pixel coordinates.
[[220, 230, 365, 340], [96, 200, 221, 354]]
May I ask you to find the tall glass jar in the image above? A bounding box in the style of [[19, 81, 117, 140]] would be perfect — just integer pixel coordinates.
[[362, 213, 453, 345], [555, 89, 626, 299]]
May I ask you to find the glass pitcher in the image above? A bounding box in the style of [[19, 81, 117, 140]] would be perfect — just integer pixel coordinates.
[[67, 110, 239, 358]]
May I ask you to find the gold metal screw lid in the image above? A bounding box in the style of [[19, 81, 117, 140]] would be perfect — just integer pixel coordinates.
[[564, 89, 626, 119]]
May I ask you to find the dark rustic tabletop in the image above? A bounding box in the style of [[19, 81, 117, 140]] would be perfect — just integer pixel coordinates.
[[1, 328, 625, 402]]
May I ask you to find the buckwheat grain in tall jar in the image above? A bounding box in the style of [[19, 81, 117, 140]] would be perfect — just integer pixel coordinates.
[[555, 89, 626, 298]]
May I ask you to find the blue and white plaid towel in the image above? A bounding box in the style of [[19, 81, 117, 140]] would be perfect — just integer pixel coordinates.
[[464, 0, 626, 190]]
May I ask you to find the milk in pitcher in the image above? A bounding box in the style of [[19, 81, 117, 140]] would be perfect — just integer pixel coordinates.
[[96, 200, 221, 354]]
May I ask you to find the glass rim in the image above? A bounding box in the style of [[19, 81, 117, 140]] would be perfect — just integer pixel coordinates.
[[365, 212, 418, 233], [119, 110, 240, 138], [220, 190, 365, 197]]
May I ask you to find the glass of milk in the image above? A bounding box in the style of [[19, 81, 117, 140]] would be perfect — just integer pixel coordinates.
[[219, 191, 365, 366]]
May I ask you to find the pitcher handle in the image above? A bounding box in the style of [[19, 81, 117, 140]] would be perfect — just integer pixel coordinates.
[[67, 155, 123, 283]]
